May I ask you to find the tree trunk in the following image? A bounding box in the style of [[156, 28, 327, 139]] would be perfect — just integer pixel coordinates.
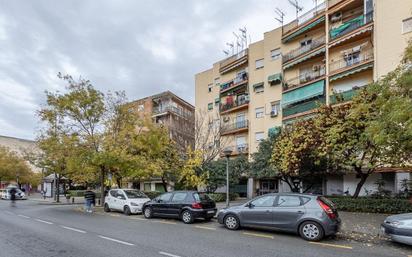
[[353, 173, 369, 198], [100, 167, 105, 205], [116, 177, 122, 188], [161, 177, 168, 192], [55, 174, 60, 203]]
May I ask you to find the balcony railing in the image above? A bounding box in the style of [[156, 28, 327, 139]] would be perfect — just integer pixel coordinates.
[[220, 72, 248, 93], [221, 120, 249, 134], [330, 88, 360, 104], [219, 49, 248, 74], [152, 105, 193, 119], [283, 66, 326, 91], [283, 36, 326, 63], [330, 12, 373, 40], [283, 2, 326, 35], [232, 143, 249, 155], [329, 48, 373, 73], [328, 0, 345, 9], [220, 97, 250, 113], [283, 97, 326, 117]]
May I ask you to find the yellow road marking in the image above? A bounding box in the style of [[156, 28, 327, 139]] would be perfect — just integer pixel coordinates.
[[195, 225, 217, 230], [243, 232, 274, 239], [153, 220, 177, 225], [309, 242, 353, 250]]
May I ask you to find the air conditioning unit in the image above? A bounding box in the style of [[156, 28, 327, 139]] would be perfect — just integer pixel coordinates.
[[331, 12, 342, 22], [270, 110, 278, 117]]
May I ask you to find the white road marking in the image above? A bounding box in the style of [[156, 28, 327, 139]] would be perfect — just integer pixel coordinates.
[[17, 214, 30, 219], [35, 218, 53, 225], [159, 251, 182, 257], [60, 225, 87, 234], [98, 235, 134, 246], [4, 211, 14, 215]]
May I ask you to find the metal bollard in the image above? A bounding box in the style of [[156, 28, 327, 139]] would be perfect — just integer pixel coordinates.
[[72, 197, 74, 204], [98, 199, 101, 206]]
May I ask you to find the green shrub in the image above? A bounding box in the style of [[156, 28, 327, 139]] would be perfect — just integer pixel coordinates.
[[67, 190, 101, 198], [207, 193, 238, 202], [327, 196, 412, 214]]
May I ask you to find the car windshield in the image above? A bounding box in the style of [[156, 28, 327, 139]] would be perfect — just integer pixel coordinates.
[[193, 193, 211, 202], [123, 190, 147, 199]]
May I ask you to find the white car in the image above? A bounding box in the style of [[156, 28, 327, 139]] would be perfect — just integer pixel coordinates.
[[1, 187, 26, 200], [104, 189, 150, 215]]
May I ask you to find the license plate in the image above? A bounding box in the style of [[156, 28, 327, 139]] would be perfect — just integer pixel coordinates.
[[207, 210, 215, 214]]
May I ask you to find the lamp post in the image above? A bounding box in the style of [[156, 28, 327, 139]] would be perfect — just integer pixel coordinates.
[[223, 147, 233, 208]]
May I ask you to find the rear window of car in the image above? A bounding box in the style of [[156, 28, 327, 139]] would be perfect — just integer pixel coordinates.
[[318, 196, 336, 209], [193, 193, 211, 202], [124, 190, 147, 199]]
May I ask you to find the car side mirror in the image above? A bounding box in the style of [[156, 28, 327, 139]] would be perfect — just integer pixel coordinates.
[[157, 199, 162, 203], [247, 202, 254, 208]]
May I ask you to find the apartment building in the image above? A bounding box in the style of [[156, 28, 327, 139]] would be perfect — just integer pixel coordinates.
[[195, 0, 412, 198], [129, 91, 195, 191]]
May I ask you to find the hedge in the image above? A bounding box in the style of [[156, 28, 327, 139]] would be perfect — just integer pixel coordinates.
[[67, 190, 101, 198], [328, 197, 412, 214], [207, 193, 239, 202]]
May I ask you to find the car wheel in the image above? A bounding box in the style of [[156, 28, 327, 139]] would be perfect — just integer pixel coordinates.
[[124, 206, 131, 216], [224, 214, 240, 230], [104, 203, 111, 212], [299, 221, 324, 241], [143, 207, 153, 219], [181, 210, 194, 224]]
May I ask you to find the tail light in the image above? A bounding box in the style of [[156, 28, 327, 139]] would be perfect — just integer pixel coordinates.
[[317, 199, 336, 219], [191, 202, 203, 209]]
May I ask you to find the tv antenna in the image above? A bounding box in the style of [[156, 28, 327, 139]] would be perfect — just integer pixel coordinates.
[[226, 42, 234, 55], [223, 50, 229, 56], [239, 27, 248, 48], [288, 0, 303, 19], [275, 8, 285, 26]]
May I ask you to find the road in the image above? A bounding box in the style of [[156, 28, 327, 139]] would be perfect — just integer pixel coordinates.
[[0, 200, 410, 257]]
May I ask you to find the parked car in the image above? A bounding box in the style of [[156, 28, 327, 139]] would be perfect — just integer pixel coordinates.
[[381, 213, 412, 245], [1, 187, 26, 200], [104, 189, 150, 215], [142, 191, 217, 224], [217, 193, 340, 241]]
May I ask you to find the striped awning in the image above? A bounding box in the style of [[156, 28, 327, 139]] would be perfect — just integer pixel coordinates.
[[283, 47, 326, 70], [268, 73, 282, 84], [330, 62, 374, 82], [282, 80, 325, 107], [329, 25, 373, 48], [282, 16, 325, 43], [253, 82, 264, 88]]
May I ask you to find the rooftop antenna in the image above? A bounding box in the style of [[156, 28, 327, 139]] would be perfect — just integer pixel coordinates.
[[288, 0, 303, 19], [226, 42, 234, 55], [223, 50, 229, 56], [275, 7, 285, 26], [233, 32, 241, 53], [239, 27, 247, 48]]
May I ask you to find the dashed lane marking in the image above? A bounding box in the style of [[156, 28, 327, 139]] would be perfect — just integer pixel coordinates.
[[4, 211, 15, 215], [98, 235, 134, 246], [309, 242, 353, 250], [243, 232, 274, 239], [159, 251, 182, 257], [153, 220, 177, 225], [34, 219, 53, 225], [60, 225, 87, 234], [17, 214, 30, 219], [195, 225, 216, 231]]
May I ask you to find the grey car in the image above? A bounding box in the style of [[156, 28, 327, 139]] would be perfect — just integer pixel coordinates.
[[217, 193, 340, 241], [381, 213, 412, 245]]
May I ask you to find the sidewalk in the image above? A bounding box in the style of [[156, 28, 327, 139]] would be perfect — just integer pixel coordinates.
[[28, 193, 85, 205]]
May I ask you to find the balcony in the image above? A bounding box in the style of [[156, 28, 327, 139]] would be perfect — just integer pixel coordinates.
[[283, 66, 326, 92], [152, 105, 193, 120], [330, 12, 373, 41], [221, 120, 249, 136], [283, 36, 326, 64], [329, 48, 373, 79], [282, 2, 326, 43], [329, 88, 360, 104], [283, 96, 326, 118], [220, 72, 248, 94], [219, 49, 248, 74], [220, 96, 249, 114], [221, 144, 249, 157]]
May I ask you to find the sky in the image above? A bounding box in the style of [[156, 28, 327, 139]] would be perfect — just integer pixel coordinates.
[[0, 0, 317, 140]]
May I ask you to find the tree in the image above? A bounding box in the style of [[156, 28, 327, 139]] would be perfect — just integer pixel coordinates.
[[251, 131, 281, 179], [0, 146, 32, 186]]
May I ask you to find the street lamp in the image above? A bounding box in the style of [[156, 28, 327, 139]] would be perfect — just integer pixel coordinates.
[[223, 147, 233, 208]]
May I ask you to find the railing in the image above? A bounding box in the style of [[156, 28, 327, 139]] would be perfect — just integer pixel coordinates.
[[220, 97, 250, 112], [330, 12, 373, 40], [152, 105, 193, 119], [283, 36, 326, 63], [220, 72, 248, 92], [219, 49, 248, 73], [283, 66, 326, 91], [329, 88, 360, 104], [283, 2, 326, 35], [221, 120, 249, 134], [328, 0, 345, 8], [329, 48, 373, 73], [283, 97, 326, 117], [232, 143, 249, 155]]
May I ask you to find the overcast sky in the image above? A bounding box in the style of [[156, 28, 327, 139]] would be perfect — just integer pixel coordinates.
[[0, 0, 317, 140]]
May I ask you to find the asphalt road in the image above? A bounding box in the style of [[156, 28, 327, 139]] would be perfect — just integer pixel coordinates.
[[0, 200, 411, 257]]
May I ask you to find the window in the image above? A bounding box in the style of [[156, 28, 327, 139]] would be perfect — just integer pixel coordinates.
[[236, 136, 247, 152], [255, 132, 265, 142], [137, 104, 144, 111], [208, 103, 213, 111], [193, 193, 212, 202], [254, 83, 264, 93], [124, 190, 147, 199], [144, 183, 151, 191], [250, 195, 275, 207], [277, 195, 302, 207], [171, 192, 187, 202], [214, 77, 220, 85], [109, 190, 118, 197], [208, 83, 213, 93], [255, 107, 264, 118], [159, 192, 173, 202], [402, 17, 412, 34], [255, 58, 264, 69], [345, 52, 360, 66], [271, 101, 280, 117], [270, 48, 281, 60], [116, 191, 126, 200]]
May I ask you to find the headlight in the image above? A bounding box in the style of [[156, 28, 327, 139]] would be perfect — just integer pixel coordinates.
[[389, 221, 402, 227], [130, 202, 139, 206]]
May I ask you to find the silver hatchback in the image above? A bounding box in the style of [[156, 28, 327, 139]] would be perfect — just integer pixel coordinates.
[[217, 193, 340, 241]]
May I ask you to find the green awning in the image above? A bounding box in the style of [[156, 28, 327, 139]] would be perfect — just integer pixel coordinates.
[[253, 82, 264, 88], [282, 80, 325, 107], [268, 73, 282, 84], [214, 98, 220, 104], [330, 15, 364, 40], [283, 16, 325, 43], [330, 62, 373, 82], [283, 47, 326, 70]]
